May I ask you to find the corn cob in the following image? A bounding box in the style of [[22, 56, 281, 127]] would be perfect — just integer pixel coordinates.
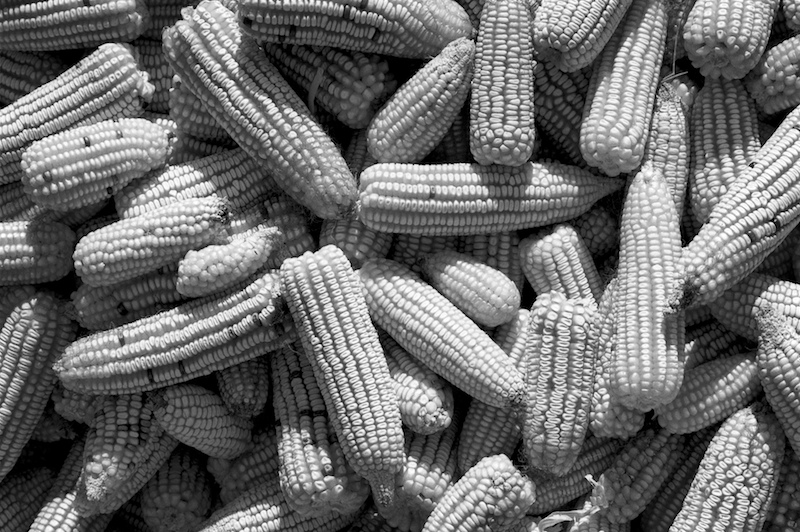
[[683, 317, 741, 370], [106, 497, 155, 532], [745, 34, 800, 116], [360, 257, 526, 409], [762, 445, 800, 532], [380, 329, 454, 435], [357, 161, 624, 236], [215, 354, 271, 419], [460, 231, 525, 291], [52, 382, 99, 426], [140, 447, 214, 532], [0, 219, 76, 285], [280, 245, 405, 507], [682, 0, 779, 80], [420, 454, 535, 532], [133, 37, 172, 114], [390, 234, 460, 275], [30, 403, 77, 443], [319, 216, 393, 269], [343, 128, 378, 178], [0, 465, 55, 532], [426, 107, 472, 164], [236, 0, 474, 59], [613, 163, 684, 412], [347, 504, 405, 532], [454, 0, 486, 28], [272, 343, 371, 517], [0, 50, 67, 106], [469, 0, 536, 166], [162, 1, 357, 219], [567, 495, 631, 532], [55, 269, 294, 395], [0, 43, 154, 185], [570, 203, 619, 259], [533, 0, 634, 72], [208, 424, 280, 505], [368, 37, 473, 163], [0, 181, 50, 222], [458, 309, 528, 474], [580, 0, 668, 176], [668, 400, 784, 532], [654, 352, 762, 434], [755, 226, 800, 278], [168, 74, 233, 143], [523, 291, 596, 478], [785, 0, 800, 30], [263, 195, 318, 259], [167, 133, 242, 166]]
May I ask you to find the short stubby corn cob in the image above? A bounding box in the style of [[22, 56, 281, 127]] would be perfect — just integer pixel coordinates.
[[682, 0, 779, 80], [668, 400, 784, 532], [319, 216, 393, 269], [215, 354, 271, 419], [460, 231, 525, 291], [21, 118, 174, 212], [73, 196, 230, 287], [0, 0, 149, 51], [0, 465, 54, 532], [280, 245, 405, 508], [236, 0, 474, 59], [55, 270, 294, 395], [745, 34, 800, 116], [0, 50, 67, 106], [420, 454, 535, 532], [162, 1, 358, 219], [360, 257, 526, 409], [357, 161, 624, 236], [0, 43, 154, 185], [0, 220, 75, 285], [469, 0, 536, 167], [208, 424, 280, 505], [368, 37, 474, 163], [579, 0, 668, 176]]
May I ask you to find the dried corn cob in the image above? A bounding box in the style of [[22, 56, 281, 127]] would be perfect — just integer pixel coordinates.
[[30, 403, 77, 443], [236, 0, 474, 58], [368, 37, 473, 163], [0, 43, 153, 184], [134, 37, 172, 114], [0, 50, 67, 105], [570, 203, 619, 259], [319, 216, 392, 269], [682, 0, 779, 79], [51, 382, 99, 426], [746, 34, 800, 115], [568, 495, 631, 532], [426, 107, 471, 163], [168, 74, 232, 143], [0, 219, 75, 285], [470, 0, 536, 166], [105, 494, 155, 532], [347, 504, 404, 532], [460, 231, 525, 291], [390, 234, 460, 275], [683, 317, 741, 370], [343, 128, 378, 178], [21, 117, 173, 211], [360, 257, 526, 409], [208, 424, 280, 505], [762, 446, 800, 532], [273, 343, 371, 517], [0, 467, 55, 531], [580, 0, 668, 176], [263, 195, 317, 259], [215, 355, 271, 419], [357, 161, 623, 236], [280, 245, 405, 507], [163, 1, 357, 219]]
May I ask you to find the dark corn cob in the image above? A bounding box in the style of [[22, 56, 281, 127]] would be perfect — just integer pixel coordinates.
[[168, 74, 233, 143], [762, 446, 800, 532], [30, 403, 77, 443], [215, 354, 271, 419], [683, 316, 741, 370], [570, 203, 620, 259], [51, 382, 99, 426], [0, 220, 76, 285], [0, 465, 55, 532], [319, 216, 393, 269], [0, 50, 67, 106]]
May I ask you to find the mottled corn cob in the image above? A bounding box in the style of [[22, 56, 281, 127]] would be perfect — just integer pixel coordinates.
[[319, 216, 392, 269], [0, 50, 67, 105], [215, 355, 271, 419], [0, 465, 54, 532], [745, 34, 800, 115], [0, 220, 75, 285]]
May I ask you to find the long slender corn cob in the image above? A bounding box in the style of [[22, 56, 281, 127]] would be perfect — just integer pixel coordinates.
[[135, 37, 173, 114], [215, 354, 271, 419], [368, 37, 474, 163], [0, 220, 76, 285], [682, 0, 780, 79], [357, 161, 623, 236], [668, 400, 784, 532], [168, 74, 233, 143], [0, 43, 154, 185], [683, 317, 741, 370], [272, 343, 371, 517], [236, 0, 474, 58], [426, 107, 472, 164], [0, 50, 67, 106], [579, 0, 668, 176], [745, 34, 800, 116], [469, 0, 536, 166], [0, 466, 55, 531], [359, 257, 526, 409], [263, 194, 318, 259], [280, 245, 405, 508], [162, 1, 357, 219], [762, 446, 800, 532], [319, 216, 393, 269], [460, 231, 525, 291]]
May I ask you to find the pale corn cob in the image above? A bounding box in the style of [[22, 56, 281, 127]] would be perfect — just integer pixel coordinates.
[[140, 448, 214, 532], [319, 216, 393, 269], [263, 195, 317, 259], [151, 384, 253, 460], [264, 44, 396, 130], [236, 0, 474, 58], [613, 163, 684, 412], [360, 257, 526, 408], [135, 37, 172, 114], [74, 196, 230, 287], [533, 0, 634, 72], [390, 234, 460, 275], [785, 0, 800, 30], [682, 0, 780, 79], [76, 392, 179, 516], [579, 0, 668, 176], [343, 128, 378, 178], [0, 50, 67, 105], [458, 309, 528, 474], [0, 181, 50, 222], [570, 203, 619, 259], [380, 329, 454, 435], [357, 161, 624, 236], [762, 446, 800, 532], [52, 382, 99, 426], [280, 245, 405, 507], [519, 223, 604, 303], [168, 75, 233, 143], [460, 231, 525, 291], [420, 454, 535, 532], [208, 424, 280, 504], [426, 107, 471, 163], [668, 400, 784, 532], [368, 37, 473, 163], [167, 132, 239, 167], [70, 263, 186, 331], [215, 355, 271, 419], [55, 270, 294, 395], [654, 352, 762, 434], [272, 343, 371, 517], [0, 220, 75, 285], [0, 465, 54, 532], [523, 291, 596, 478], [21, 118, 173, 212], [162, 1, 357, 219], [745, 34, 800, 116], [418, 249, 521, 328], [469, 0, 536, 166], [683, 317, 741, 370], [689, 77, 761, 226], [0, 43, 154, 185]]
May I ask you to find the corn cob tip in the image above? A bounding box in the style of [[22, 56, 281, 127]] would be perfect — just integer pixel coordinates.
[[370, 476, 397, 509]]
